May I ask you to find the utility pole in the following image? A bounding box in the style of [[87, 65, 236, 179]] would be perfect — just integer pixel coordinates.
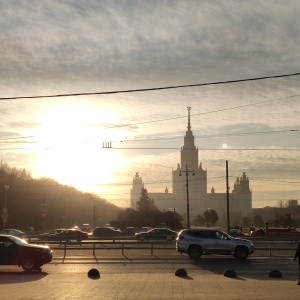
[[226, 160, 230, 233], [2, 185, 9, 229], [169, 207, 176, 231], [179, 164, 194, 229]]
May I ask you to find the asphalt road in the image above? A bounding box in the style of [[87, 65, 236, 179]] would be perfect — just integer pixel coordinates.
[[1, 249, 298, 278]]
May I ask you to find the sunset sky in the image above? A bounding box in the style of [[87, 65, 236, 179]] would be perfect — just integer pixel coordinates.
[[1, 0, 299, 209]]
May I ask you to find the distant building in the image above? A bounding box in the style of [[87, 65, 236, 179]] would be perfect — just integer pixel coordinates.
[[130, 107, 252, 226]]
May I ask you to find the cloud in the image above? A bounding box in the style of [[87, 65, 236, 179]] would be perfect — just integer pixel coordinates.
[[1, 0, 300, 90]]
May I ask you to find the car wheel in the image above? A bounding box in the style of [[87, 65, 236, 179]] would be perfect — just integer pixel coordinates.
[[188, 245, 202, 260], [234, 246, 248, 260], [21, 257, 36, 271]]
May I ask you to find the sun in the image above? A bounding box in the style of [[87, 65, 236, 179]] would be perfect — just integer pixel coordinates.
[[30, 101, 127, 192]]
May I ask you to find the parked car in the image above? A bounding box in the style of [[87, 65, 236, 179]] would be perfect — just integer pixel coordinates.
[[135, 228, 177, 241], [250, 227, 300, 237], [229, 229, 245, 237], [122, 227, 140, 236], [267, 228, 300, 237], [140, 227, 152, 232], [1, 229, 26, 238], [155, 223, 170, 229], [0, 234, 53, 271], [176, 228, 254, 260], [109, 226, 122, 233], [93, 227, 121, 238], [249, 228, 265, 237], [46, 229, 88, 242], [38, 228, 65, 240], [81, 224, 91, 233]]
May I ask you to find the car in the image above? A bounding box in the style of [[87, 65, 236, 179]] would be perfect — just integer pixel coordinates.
[[93, 227, 121, 238], [81, 224, 91, 233], [38, 228, 66, 240], [109, 226, 122, 233], [140, 227, 152, 232], [229, 229, 245, 237], [266, 228, 300, 237], [0, 234, 53, 271], [135, 228, 177, 241], [122, 227, 140, 236], [155, 223, 171, 229], [1, 229, 26, 238], [250, 228, 265, 237], [47, 229, 88, 242], [176, 228, 254, 260], [250, 227, 300, 237]]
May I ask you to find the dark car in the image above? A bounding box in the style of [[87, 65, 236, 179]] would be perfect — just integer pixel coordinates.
[[47, 229, 88, 242], [1, 228, 26, 238], [122, 227, 140, 236], [81, 224, 91, 233], [229, 229, 245, 237], [93, 227, 121, 238], [0, 234, 52, 271], [135, 228, 177, 241], [38, 228, 65, 240]]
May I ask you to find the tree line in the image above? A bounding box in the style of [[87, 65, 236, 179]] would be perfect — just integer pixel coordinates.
[[0, 162, 120, 232]]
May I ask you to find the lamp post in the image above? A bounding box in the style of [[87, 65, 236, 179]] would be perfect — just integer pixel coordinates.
[[2, 185, 9, 229], [169, 207, 176, 231], [207, 208, 212, 227], [179, 164, 194, 229]]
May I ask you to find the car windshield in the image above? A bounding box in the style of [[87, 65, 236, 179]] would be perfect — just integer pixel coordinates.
[[9, 235, 28, 246]]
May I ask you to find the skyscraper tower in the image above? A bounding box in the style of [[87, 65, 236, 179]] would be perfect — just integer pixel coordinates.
[[172, 107, 208, 218]]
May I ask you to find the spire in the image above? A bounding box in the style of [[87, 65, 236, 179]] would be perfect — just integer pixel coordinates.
[[187, 106, 192, 133], [183, 106, 195, 149]]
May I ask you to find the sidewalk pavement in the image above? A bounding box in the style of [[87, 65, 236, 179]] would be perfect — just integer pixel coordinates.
[[1, 270, 300, 299]]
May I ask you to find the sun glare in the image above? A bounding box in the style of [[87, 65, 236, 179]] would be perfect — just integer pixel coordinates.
[[30, 101, 128, 192]]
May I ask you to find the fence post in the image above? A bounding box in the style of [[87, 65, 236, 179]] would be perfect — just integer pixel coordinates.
[[93, 243, 95, 257], [122, 243, 124, 255], [64, 242, 67, 259], [151, 242, 153, 255]]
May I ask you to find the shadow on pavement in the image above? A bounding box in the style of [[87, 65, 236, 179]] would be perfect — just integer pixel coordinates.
[[0, 270, 48, 284]]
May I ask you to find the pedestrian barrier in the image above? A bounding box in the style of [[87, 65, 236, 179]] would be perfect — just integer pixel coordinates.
[[30, 239, 298, 259]]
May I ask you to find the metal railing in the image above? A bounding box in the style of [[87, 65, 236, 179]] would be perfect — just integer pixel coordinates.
[[29, 238, 299, 259]]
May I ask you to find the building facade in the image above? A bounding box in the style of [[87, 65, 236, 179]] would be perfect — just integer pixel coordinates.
[[130, 107, 252, 226]]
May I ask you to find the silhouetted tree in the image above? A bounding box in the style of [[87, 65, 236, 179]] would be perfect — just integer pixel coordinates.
[[242, 216, 251, 228], [253, 214, 264, 227], [136, 188, 157, 212], [0, 162, 120, 232], [194, 214, 205, 226], [203, 209, 218, 227]]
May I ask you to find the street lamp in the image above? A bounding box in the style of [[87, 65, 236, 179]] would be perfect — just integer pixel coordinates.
[[179, 164, 194, 229], [169, 207, 176, 231], [207, 208, 212, 227], [2, 185, 9, 229]]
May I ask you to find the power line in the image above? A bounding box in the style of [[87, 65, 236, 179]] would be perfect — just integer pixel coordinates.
[[103, 147, 300, 151], [118, 129, 299, 143], [1, 129, 298, 145], [106, 93, 300, 129], [1, 72, 300, 101]]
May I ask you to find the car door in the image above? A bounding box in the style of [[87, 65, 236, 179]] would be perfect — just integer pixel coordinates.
[[200, 231, 218, 252], [212, 231, 233, 254], [0, 236, 19, 264]]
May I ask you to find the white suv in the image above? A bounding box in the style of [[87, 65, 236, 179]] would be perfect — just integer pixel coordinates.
[[176, 228, 254, 260]]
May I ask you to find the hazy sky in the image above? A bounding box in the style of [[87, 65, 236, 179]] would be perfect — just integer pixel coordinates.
[[0, 0, 299, 209]]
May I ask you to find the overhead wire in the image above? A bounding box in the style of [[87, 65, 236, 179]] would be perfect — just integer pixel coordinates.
[[1, 72, 299, 101]]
